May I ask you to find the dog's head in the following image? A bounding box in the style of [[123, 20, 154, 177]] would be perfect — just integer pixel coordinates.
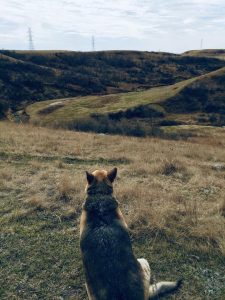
[[85, 167, 117, 195]]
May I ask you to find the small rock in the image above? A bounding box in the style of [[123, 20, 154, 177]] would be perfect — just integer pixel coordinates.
[[190, 255, 200, 261], [212, 163, 225, 171]]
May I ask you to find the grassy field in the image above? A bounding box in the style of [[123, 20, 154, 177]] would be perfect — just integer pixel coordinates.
[[0, 121, 225, 299], [26, 77, 196, 127], [26, 66, 225, 131]]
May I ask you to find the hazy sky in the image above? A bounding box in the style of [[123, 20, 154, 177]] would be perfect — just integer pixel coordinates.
[[0, 0, 225, 53]]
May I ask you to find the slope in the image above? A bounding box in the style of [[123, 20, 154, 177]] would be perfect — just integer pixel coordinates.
[[163, 66, 225, 115], [26, 77, 194, 126], [26, 66, 225, 131], [183, 49, 225, 61], [1, 50, 225, 115]]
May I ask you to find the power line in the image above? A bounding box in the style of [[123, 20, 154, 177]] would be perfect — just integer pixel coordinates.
[[28, 27, 34, 50]]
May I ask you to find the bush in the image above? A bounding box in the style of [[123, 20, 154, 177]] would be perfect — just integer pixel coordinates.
[[209, 114, 218, 125], [0, 100, 8, 118], [38, 103, 65, 115], [196, 116, 208, 123], [108, 105, 164, 120], [159, 119, 181, 126], [67, 115, 163, 138]]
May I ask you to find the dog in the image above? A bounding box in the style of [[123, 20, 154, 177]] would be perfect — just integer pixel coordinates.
[[80, 167, 182, 299]]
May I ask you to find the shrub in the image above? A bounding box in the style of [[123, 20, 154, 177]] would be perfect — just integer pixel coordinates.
[[159, 119, 181, 126], [209, 114, 218, 125], [38, 103, 65, 115], [161, 160, 186, 176], [67, 115, 164, 138]]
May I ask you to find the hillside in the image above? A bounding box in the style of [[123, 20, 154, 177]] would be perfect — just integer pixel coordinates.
[[26, 77, 194, 124], [1, 121, 225, 299], [163, 66, 225, 115], [26, 66, 225, 134], [1, 50, 225, 115], [183, 49, 225, 60]]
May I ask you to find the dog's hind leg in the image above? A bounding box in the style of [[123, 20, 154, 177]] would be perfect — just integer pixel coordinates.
[[149, 279, 183, 299]]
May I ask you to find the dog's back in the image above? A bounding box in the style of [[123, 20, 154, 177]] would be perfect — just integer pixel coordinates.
[[80, 168, 145, 300]]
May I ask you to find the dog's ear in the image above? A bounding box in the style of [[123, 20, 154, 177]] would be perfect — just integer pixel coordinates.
[[86, 171, 95, 185], [107, 167, 117, 183]]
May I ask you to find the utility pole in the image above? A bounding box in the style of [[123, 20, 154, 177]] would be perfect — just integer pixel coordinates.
[[92, 36, 95, 52], [200, 38, 203, 50], [28, 27, 34, 50]]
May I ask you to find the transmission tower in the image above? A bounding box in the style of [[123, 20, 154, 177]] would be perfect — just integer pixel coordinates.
[[92, 36, 95, 51], [28, 27, 34, 50]]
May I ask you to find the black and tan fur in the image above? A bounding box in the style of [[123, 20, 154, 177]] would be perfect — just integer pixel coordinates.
[[80, 168, 182, 300]]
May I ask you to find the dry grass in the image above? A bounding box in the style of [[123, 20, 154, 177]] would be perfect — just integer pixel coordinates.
[[0, 121, 225, 299]]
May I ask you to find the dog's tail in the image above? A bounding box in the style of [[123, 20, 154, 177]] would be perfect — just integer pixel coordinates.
[[149, 279, 183, 299]]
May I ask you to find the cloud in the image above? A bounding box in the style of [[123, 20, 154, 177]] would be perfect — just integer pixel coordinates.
[[0, 0, 225, 52]]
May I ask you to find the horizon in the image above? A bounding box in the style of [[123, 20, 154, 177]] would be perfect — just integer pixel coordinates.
[[1, 48, 224, 55], [1, 0, 225, 53]]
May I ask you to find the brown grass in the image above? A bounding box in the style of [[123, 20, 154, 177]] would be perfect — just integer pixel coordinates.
[[1, 121, 225, 238], [1, 121, 225, 299]]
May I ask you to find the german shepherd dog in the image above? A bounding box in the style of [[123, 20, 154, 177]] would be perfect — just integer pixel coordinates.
[[80, 168, 182, 300]]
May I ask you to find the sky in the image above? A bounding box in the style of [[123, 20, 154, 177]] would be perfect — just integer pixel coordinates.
[[0, 0, 225, 53]]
